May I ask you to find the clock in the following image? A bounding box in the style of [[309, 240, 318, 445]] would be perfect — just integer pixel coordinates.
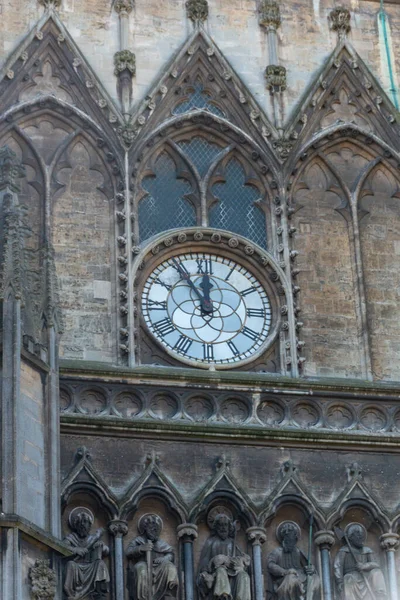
[[141, 251, 273, 367]]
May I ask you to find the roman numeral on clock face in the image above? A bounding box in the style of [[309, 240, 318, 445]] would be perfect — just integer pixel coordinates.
[[240, 286, 256, 297], [196, 258, 213, 275], [203, 344, 214, 361], [246, 308, 265, 318], [227, 340, 240, 356], [153, 318, 175, 336], [148, 300, 167, 310], [242, 326, 259, 341], [173, 335, 192, 355], [154, 278, 172, 291]]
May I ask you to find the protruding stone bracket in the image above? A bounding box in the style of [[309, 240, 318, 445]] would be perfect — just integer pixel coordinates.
[[265, 65, 287, 93]]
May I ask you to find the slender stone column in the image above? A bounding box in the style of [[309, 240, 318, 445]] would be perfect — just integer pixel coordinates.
[[114, 0, 135, 114], [380, 533, 400, 600], [109, 520, 129, 600], [247, 526, 267, 600], [177, 523, 198, 600], [314, 530, 335, 600]]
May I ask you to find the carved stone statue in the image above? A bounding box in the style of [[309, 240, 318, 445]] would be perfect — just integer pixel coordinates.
[[197, 507, 251, 600], [126, 513, 179, 600], [334, 523, 387, 600], [63, 507, 110, 600], [267, 521, 320, 600]]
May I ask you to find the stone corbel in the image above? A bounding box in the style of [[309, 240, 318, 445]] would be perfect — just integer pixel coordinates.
[[329, 7, 351, 42], [186, 0, 209, 25]]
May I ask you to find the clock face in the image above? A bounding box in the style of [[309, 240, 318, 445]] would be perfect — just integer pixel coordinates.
[[141, 252, 272, 367]]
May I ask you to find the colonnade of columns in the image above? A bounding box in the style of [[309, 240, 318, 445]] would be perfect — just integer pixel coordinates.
[[106, 520, 400, 600]]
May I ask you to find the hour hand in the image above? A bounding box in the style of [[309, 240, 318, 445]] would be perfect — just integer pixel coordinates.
[[200, 275, 213, 312]]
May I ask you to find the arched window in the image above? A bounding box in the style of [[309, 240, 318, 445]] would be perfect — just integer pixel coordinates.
[[137, 132, 269, 248]]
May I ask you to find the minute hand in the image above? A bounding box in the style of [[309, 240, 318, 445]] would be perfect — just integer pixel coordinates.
[[171, 258, 212, 313]]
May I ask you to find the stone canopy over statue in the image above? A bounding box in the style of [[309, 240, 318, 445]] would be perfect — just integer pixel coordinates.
[[126, 513, 179, 600], [267, 521, 320, 600], [63, 507, 110, 600], [197, 506, 251, 600], [334, 523, 387, 600]]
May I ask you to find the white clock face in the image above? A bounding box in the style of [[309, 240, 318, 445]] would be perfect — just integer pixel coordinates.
[[141, 252, 272, 367]]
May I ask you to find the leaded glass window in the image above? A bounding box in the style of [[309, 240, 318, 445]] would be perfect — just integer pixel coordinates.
[[178, 137, 222, 176], [139, 152, 196, 242], [210, 158, 266, 248], [173, 82, 225, 118]]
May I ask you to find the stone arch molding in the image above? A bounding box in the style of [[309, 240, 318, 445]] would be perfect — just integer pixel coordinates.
[[61, 452, 400, 536]]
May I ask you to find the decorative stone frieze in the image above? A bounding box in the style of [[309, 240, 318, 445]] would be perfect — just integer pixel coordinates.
[[265, 65, 287, 92], [329, 8, 351, 40], [114, 0, 134, 14], [186, 0, 209, 23], [258, 0, 281, 31], [29, 560, 57, 600], [114, 50, 136, 76]]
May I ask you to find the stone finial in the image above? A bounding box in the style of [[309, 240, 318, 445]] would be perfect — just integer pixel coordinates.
[[258, 0, 281, 31], [265, 65, 287, 92], [0, 147, 26, 193], [114, 0, 134, 14], [247, 526, 267, 546], [329, 7, 351, 41], [114, 50, 136, 76], [314, 530, 335, 551], [29, 560, 57, 600], [38, 0, 61, 7], [380, 533, 400, 552], [186, 0, 209, 23]]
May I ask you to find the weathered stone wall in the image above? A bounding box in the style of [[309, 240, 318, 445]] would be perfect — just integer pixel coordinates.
[[0, 0, 399, 122]]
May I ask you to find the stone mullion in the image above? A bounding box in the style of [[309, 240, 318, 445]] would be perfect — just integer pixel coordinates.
[[125, 151, 136, 367], [380, 533, 400, 600], [177, 524, 198, 600]]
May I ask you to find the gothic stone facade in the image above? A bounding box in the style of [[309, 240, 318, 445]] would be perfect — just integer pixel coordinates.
[[1, 1, 400, 600]]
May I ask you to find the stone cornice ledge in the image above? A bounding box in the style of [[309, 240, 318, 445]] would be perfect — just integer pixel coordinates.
[[60, 360, 400, 400], [0, 513, 72, 556]]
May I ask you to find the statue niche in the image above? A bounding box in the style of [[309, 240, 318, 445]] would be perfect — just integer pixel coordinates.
[[267, 521, 320, 600], [63, 507, 110, 600], [126, 513, 179, 600], [334, 523, 387, 600], [197, 506, 251, 600]]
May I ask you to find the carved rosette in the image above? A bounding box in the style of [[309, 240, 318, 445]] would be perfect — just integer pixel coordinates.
[[114, 0, 134, 14], [265, 65, 287, 92], [258, 0, 281, 31], [380, 533, 400, 552], [246, 526, 267, 546], [314, 530, 335, 551], [29, 560, 57, 600], [114, 50, 136, 76], [329, 8, 351, 40], [177, 523, 198, 542], [109, 519, 129, 538], [186, 0, 209, 23]]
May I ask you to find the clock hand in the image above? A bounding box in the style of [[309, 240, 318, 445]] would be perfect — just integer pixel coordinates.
[[199, 274, 213, 312], [171, 258, 213, 314]]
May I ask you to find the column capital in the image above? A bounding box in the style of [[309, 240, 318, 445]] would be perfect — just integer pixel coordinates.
[[314, 530, 335, 550], [108, 519, 129, 538], [258, 0, 281, 31], [380, 533, 400, 552], [246, 526, 267, 546], [177, 523, 198, 542], [114, 0, 134, 15]]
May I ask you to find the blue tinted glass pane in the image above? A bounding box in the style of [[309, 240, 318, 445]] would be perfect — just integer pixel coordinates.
[[178, 137, 222, 177], [139, 153, 196, 242], [173, 82, 225, 118], [210, 159, 267, 248]]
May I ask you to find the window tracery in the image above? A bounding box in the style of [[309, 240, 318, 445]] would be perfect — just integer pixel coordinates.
[[137, 132, 268, 248]]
